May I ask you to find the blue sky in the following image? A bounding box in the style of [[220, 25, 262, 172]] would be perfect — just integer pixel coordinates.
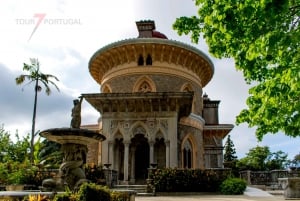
[[0, 0, 299, 159]]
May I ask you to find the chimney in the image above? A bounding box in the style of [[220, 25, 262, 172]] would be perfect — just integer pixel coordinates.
[[136, 20, 156, 38], [202, 94, 220, 125]]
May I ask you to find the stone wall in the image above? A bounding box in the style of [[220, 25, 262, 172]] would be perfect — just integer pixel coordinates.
[[240, 170, 300, 187]]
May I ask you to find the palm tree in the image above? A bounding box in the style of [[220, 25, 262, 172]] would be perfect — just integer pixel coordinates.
[[16, 58, 59, 163]]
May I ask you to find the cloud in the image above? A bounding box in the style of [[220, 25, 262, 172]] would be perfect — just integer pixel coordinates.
[[0, 62, 73, 135], [0, 0, 298, 160]]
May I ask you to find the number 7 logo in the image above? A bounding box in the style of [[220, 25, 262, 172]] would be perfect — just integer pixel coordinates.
[[28, 13, 46, 42]]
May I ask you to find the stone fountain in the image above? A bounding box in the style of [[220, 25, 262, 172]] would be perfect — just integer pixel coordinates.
[[39, 97, 106, 191]]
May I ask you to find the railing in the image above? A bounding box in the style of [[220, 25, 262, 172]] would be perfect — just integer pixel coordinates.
[[240, 170, 300, 187]]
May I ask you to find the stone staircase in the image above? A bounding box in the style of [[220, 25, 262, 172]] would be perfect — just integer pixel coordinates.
[[112, 185, 154, 196]]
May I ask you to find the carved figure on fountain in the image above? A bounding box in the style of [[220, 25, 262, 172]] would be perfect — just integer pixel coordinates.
[[70, 97, 83, 128], [40, 98, 106, 191]]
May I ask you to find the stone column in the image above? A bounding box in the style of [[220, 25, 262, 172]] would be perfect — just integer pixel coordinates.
[[218, 149, 223, 168], [102, 119, 109, 164], [123, 141, 130, 183], [149, 141, 155, 164], [165, 140, 170, 168], [169, 116, 178, 167], [115, 143, 120, 173], [108, 141, 114, 169]]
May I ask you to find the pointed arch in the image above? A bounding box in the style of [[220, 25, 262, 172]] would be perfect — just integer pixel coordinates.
[[101, 84, 112, 93], [129, 121, 149, 139], [154, 131, 166, 169], [180, 83, 195, 112], [133, 76, 156, 92], [180, 83, 193, 92], [138, 54, 144, 66], [181, 134, 197, 169], [113, 130, 124, 140], [146, 54, 152, 65], [155, 128, 167, 140], [111, 128, 124, 139]]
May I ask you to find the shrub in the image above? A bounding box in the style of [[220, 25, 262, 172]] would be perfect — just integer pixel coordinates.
[[148, 168, 231, 192], [24, 194, 50, 201], [85, 164, 105, 184], [53, 193, 77, 201], [220, 177, 247, 195], [110, 191, 131, 201], [77, 183, 110, 201]]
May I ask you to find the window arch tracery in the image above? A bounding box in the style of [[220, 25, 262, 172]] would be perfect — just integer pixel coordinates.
[[133, 76, 156, 92]]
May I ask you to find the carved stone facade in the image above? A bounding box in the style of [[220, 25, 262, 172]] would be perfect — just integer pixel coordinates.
[[82, 20, 233, 184]]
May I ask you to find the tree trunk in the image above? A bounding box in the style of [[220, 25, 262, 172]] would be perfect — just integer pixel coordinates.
[[31, 79, 38, 163]]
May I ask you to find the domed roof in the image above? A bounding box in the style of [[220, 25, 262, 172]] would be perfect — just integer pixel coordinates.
[[152, 30, 167, 39], [88, 20, 214, 88], [89, 38, 214, 87]]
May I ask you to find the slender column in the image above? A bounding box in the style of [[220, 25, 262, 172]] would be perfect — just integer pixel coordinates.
[[218, 148, 223, 168], [165, 140, 170, 167], [108, 141, 114, 168], [102, 140, 109, 165], [149, 141, 155, 164], [115, 142, 120, 172], [123, 141, 130, 182], [169, 117, 178, 167], [130, 147, 136, 182], [102, 119, 109, 164]]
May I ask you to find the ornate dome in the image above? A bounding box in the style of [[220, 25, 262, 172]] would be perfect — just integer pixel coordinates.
[[88, 20, 214, 88], [152, 30, 167, 39]]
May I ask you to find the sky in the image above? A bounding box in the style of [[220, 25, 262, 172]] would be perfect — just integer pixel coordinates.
[[0, 0, 299, 159]]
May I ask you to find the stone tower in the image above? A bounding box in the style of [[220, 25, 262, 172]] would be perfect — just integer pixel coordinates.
[[83, 20, 233, 184]]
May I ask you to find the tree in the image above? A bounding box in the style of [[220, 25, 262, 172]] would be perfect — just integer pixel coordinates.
[[38, 139, 62, 168], [266, 150, 288, 170], [237, 146, 271, 171], [237, 146, 288, 171], [16, 58, 59, 163], [173, 0, 300, 140], [0, 124, 30, 163], [287, 152, 300, 168], [224, 135, 238, 162], [0, 125, 11, 163]]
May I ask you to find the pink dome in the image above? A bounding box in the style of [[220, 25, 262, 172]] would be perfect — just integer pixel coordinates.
[[152, 30, 168, 39]]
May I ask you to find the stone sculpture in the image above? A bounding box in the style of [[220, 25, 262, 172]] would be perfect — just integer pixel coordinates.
[[70, 97, 83, 128]]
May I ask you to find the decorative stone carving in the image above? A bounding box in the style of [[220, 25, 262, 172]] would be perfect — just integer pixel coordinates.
[[70, 97, 83, 128], [109, 120, 119, 134], [42, 144, 89, 191], [278, 177, 300, 199], [133, 126, 146, 136], [159, 119, 168, 132]]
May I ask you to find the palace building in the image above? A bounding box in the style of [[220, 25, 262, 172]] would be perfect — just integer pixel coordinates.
[[82, 20, 233, 184]]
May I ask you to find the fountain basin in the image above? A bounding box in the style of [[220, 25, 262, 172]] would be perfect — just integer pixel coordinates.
[[39, 127, 106, 191], [40, 128, 106, 145]]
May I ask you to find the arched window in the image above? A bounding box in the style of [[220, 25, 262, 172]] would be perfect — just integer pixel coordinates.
[[138, 55, 144, 66], [146, 54, 152, 65], [183, 140, 192, 168]]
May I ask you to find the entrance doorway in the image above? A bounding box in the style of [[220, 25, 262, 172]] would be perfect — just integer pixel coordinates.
[[131, 134, 149, 183]]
